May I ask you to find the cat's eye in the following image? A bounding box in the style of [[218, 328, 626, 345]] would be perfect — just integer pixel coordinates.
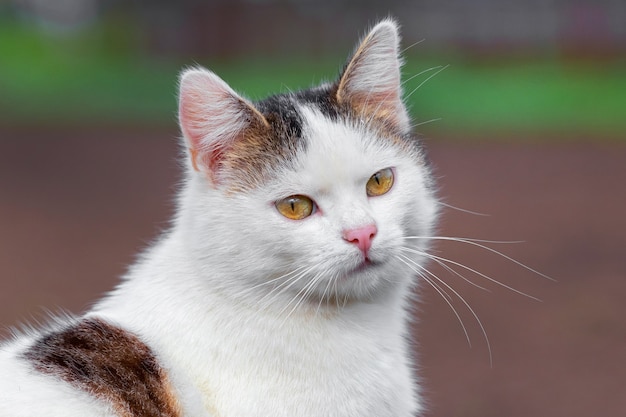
[[366, 168, 394, 197], [275, 195, 315, 220]]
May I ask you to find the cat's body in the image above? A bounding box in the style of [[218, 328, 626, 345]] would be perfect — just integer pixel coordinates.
[[0, 20, 438, 417]]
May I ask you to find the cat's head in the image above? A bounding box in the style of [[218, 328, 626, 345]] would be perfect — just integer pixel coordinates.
[[176, 19, 438, 309]]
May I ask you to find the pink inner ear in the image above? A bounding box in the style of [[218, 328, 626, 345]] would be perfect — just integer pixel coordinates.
[[179, 86, 219, 150], [178, 69, 244, 178], [189, 146, 224, 174], [178, 68, 267, 180], [206, 146, 224, 174]]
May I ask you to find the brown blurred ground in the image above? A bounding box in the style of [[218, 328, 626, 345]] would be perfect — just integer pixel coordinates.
[[0, 129, 624, 417]]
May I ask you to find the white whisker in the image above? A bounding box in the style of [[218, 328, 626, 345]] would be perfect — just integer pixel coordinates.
[[363, 66, 445, 128], [437, 201, 490, 217], [256, 266, 315, 310], [399, 253, 493, 366], [333, 277, 340, 310], [400, 38, 426, 54], [404, 64, 450, 100], [279, 270, 326, 324], [403, 246, 539, 301], [401, 246, 490, 292], [401, 66, 445, 88], [397, 255, 471, 347], [342, 287, 350, 309], [249, 265, 309, 292], [411, 118, 442, 129], [316, 274, 335, 316], [406, 236, 555, 281]]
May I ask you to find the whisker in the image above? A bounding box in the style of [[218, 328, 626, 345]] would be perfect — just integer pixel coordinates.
[[279, 270, 326, 323], [400, 38, 426, 54], [277, 278, 314, 321], [437, 201, 490, 217], [399, 254, 494, 366], [406, 258, 455, 302], [429, 236, 526, 244], [404, 64, 450, 100], [249, 265, 309, 292], [411, 118, 443, 129], [257, 266, 314, 310], [403, 246, 539, 301], [342, 286, 350, 308], [401, 65, 446, 88], [316, 274, 335, 316], [258, 267, 310, 297], [404, 258, 456, 302], [397, 255, 471, 346], [405, 236, 555, 281], [291, 272, 329, 318], [401, 246, 490, 292], [362, 66, 445, 128]]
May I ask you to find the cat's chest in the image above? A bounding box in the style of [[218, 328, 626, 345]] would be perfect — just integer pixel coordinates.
[[178, 312, 414, 417]]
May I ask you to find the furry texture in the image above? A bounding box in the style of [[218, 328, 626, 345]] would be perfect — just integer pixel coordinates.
[[22, 318, 182, 417], [0, 19, 438, 417]]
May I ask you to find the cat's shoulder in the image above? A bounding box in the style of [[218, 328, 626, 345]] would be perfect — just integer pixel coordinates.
[[0, 316, 184, 417]]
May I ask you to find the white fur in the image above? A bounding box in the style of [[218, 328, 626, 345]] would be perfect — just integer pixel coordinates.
[[0, 20, 438, 417], [0, 336, 113, 416], [91, 103, 437, 417]]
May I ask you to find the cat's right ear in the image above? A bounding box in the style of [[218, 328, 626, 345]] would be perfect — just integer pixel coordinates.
[[178, 67, 268, 185], [335, 19, 409, 131]]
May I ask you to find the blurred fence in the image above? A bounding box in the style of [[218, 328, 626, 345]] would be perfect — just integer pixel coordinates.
[[6, 0, 626, 58], [1, 0, 624, 137]]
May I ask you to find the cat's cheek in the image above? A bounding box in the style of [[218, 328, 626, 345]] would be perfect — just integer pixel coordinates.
[[263, 203, 327, 259]]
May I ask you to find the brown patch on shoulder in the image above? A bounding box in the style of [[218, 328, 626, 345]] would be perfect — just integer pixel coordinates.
[[22, 318, 182, 417]]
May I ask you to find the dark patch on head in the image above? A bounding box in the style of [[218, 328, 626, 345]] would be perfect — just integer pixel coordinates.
[[295, 82, 428, 163], [294, 84, 341, 120], [220, 93, 309, 191], [22, 318, 182, 417], [257, 94, 305, 138], [221, 79, 427, 191]]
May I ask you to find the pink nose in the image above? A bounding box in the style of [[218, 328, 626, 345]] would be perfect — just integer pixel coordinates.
[[342, 224, 377, 257]]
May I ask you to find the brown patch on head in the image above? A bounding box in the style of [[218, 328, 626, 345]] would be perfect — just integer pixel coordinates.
[[342, 91, 400, 127], [22, 318, 182, 417], [220, 94, 307, 192], [208, 79, 420, 193], [297, 84, 424, 163]]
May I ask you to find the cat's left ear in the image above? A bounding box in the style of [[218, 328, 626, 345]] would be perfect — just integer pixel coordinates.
[[178, 67, 269, 184], [335, 19, 409, 131]]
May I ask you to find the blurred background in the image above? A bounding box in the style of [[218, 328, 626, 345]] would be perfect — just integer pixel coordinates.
[[1, 0, 625, 134], [0, 1, 624, 416]]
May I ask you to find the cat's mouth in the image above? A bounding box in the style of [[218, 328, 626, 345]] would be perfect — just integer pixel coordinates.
[[349, 258, 379, 275]]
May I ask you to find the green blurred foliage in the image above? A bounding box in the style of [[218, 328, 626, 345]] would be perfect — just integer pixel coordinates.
[[0, 17, 624, 139]]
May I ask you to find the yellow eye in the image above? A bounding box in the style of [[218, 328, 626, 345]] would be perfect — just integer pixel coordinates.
[[366, 168, 394, 197], [275, 195, 315, 220]]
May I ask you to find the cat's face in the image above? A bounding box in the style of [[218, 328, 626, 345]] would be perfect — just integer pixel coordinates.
[[177, 20, 438, 308], [252, 108, 436, 303]]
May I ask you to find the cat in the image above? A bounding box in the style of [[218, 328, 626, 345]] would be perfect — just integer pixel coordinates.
[[0, 19, 438, 417]]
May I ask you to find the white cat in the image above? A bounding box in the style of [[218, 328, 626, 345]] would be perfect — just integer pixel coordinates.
[[0, 19, 438, 417]]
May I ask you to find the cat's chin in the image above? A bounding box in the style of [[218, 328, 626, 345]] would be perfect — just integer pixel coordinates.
[[329, 258, 398, 298], [346, 258, 380, 276]]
